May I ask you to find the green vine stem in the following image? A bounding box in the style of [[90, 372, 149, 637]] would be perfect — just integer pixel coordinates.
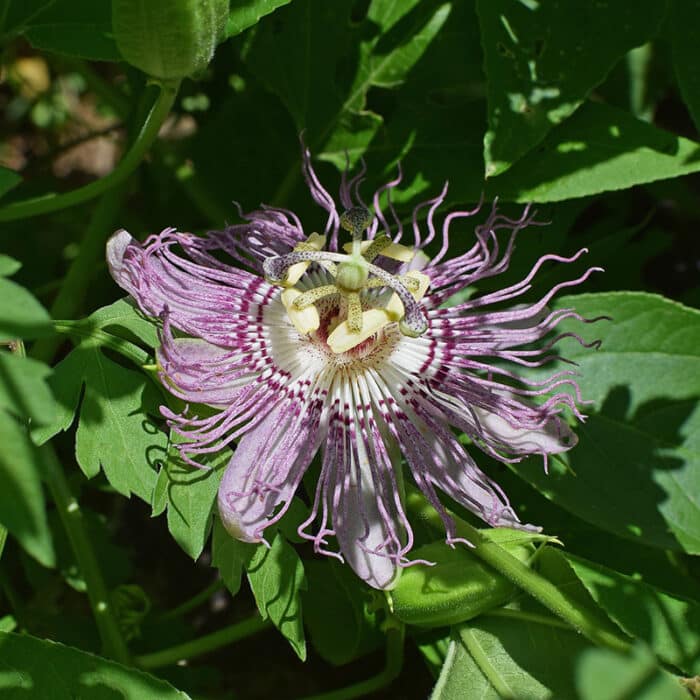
[[50, 320, 150, 365], [40, 443, 130, 663], [159, 578, 225, 621], [301, 626, 405, 700], [406, 488, 631, 654], [31, 183, 128, 363], [0, 80, 179, 223], [136, 614, 271, 669]]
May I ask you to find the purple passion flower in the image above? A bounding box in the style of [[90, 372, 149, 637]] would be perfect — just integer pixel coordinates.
[[107, 151, 599, 589]]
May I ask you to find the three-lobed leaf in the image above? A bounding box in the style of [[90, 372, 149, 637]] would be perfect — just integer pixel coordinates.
[[512, 292, 700, 553]]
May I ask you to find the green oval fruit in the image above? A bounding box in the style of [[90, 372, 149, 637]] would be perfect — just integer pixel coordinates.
[[112, 0, 229, 80], [390, 531, 535, 628]]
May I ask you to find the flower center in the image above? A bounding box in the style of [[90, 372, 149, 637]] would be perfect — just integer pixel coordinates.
[[263, 207, 430, 353]]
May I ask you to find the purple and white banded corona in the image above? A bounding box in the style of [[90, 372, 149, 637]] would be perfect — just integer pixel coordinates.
[[107, 151, 600, 589]]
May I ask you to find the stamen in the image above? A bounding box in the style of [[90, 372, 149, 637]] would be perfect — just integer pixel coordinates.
[[347, 292, 363, 332], [293, 284, 339, 309]]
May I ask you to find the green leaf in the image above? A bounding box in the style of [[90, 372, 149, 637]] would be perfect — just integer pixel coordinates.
[[247, 0, 450, 156], [247, 533, 306, 660], [0, 353, 55, 426], [487, 101, 700, 202], [566, 553, 700, 675], [576, 644, 688, 700], [303, 559, 383, 666], [431, 617, 592, 699], [0, 0, 54, 40], [511, 292, 700, 553], [226, 0, 292, 37], [87, 298, 160, 349], [476, 0, 667, 177], [671, 0, 700, 133], [35, 342, 166, 502], [0, 274, 52, 342], [0, 166, 21, 200], [156, 442, 224, 560], [0, 412, 54, 567], [0, 256, 21, 277], [0, 631, 191, 699], [211, 517, 247, 597], [21, 0, 120, 61]]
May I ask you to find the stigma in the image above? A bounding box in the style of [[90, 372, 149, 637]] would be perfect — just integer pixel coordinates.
[[263, 207, 430, 353]]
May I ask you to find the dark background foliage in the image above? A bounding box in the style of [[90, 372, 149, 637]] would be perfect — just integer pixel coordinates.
[[0, 1, 699, 698]]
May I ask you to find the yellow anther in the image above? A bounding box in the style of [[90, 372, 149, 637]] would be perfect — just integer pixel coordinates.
[[285, 233, 326, 286], [327, 309, 394, 353], [281, 288, 320, 334], [342, 239, 415, 263], [385, 271, 431, 320]]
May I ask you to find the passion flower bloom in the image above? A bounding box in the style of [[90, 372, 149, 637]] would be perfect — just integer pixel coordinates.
[[107, 151, 599, 589]]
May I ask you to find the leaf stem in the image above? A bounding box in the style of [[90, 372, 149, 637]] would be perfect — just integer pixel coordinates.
[[482, 607, 572, 631], [0, 80, 179, 223], [300, 626, 405, 700], [40, 443, 130, 663], [406, 489, 631, 654], [50, 320, 150, 365], [135, 614, 271, 669]]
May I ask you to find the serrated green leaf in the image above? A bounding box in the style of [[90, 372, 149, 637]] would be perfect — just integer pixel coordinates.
[[671, 0, 700, 134], [33, 343, 166, 502], [0, 166, 21, 200], [226, 0, 292, 37], [576, 644, 688, 700], [477, 0, 667, 177], [511, 292, 700, 553], [0, 412, 54, 567], [487, 101, 700, 202], [75, 346, 165, 501], [0, 353, 55, 425], [0, 631, 191, 699], [159, 444, 224, 560], [566, 553, 700, 675], [247, 533, 306, 660], [22, 0, 120, 61]]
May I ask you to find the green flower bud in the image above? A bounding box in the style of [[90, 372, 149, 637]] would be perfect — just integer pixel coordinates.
[[390, 530, 537, 628], [112, 0, 229, 80]]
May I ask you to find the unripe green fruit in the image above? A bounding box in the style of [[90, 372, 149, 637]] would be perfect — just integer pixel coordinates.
[[112, 0, 229, 80], [390, 530, 536, 628]]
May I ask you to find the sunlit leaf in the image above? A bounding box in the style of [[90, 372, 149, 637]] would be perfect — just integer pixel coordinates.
[[0, 631, 191, 698], [477, 0, 667, 176], [512, 292, 700, 553]]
